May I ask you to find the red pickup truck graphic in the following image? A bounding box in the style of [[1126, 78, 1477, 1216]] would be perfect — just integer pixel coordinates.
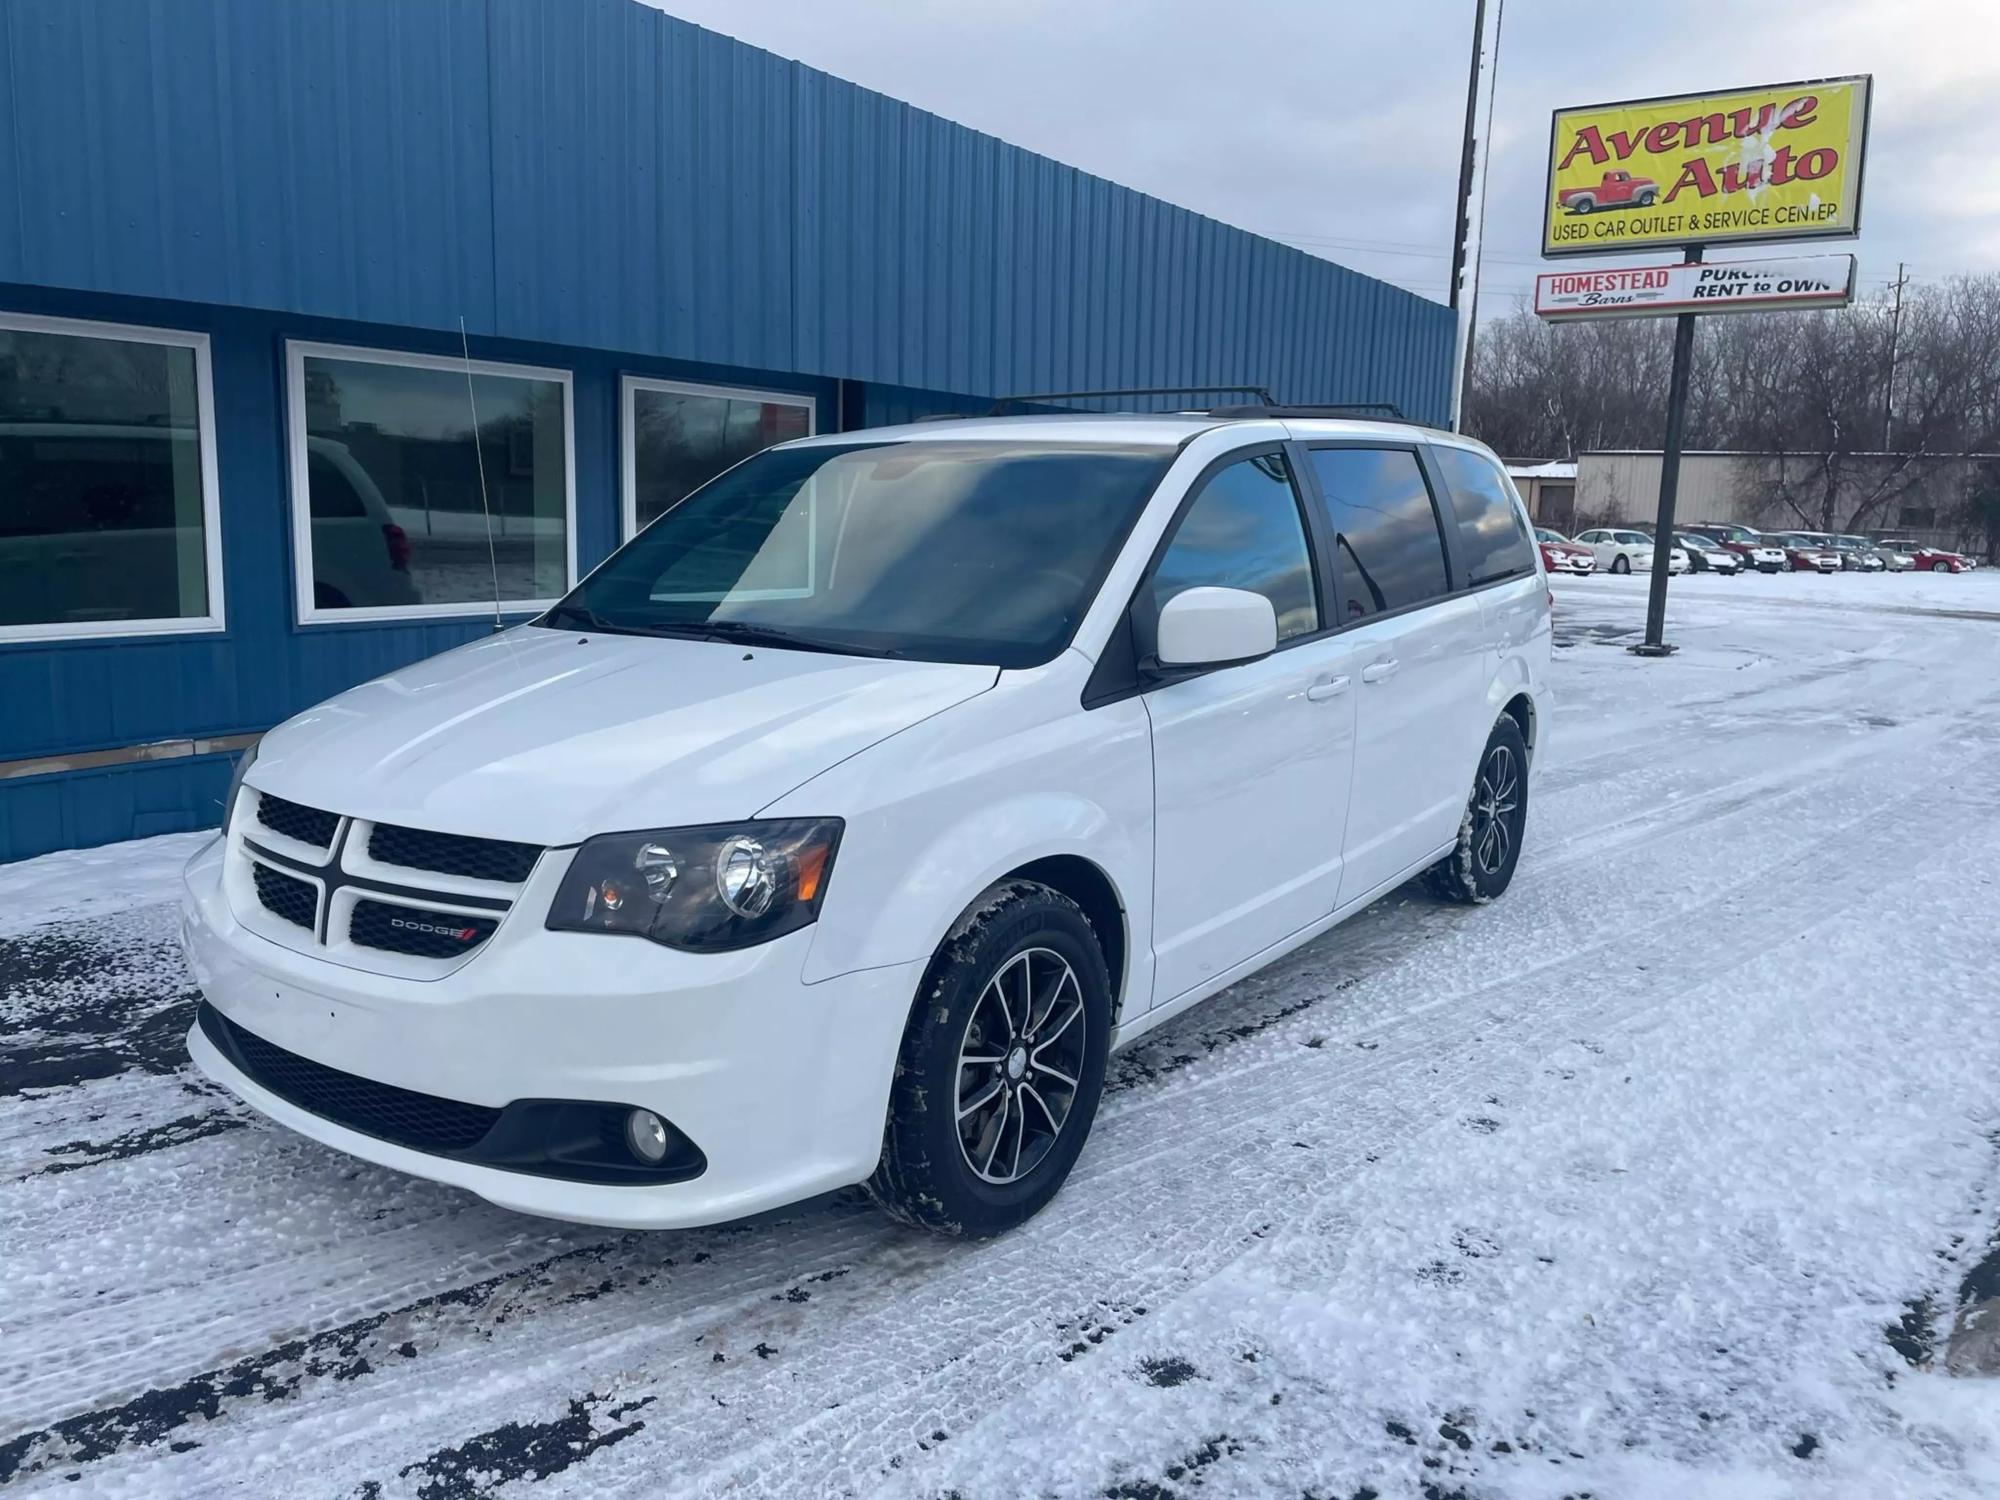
[[1558, 170, 1658, 213]]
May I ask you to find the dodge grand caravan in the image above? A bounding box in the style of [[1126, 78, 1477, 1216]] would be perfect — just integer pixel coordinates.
[[183, 410, 1552, 1237]]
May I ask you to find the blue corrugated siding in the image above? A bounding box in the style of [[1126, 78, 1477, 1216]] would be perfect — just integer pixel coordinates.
[[0, 0, 1453, 862], [0, 0, 1450, 411]]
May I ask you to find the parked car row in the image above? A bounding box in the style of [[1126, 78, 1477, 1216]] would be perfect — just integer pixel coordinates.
[[1532, 522, 1980, 576], [1688, 524, 1980, 574]]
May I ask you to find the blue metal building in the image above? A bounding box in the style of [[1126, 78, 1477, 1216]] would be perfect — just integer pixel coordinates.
[[0, 0, 1455, 863]]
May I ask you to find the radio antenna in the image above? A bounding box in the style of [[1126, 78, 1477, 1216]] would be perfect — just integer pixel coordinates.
[[459, 316, 504, 634]]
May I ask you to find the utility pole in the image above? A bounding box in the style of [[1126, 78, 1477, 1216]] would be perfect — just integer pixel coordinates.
[[1882, 261, 1908, 449], [1447, 0, 1504, 431], [1446, 0, 1486, 317]]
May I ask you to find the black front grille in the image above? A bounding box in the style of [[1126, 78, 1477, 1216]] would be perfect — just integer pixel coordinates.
[[256, 793, 338, 849], [252, 861, 318, 930], [349, 898, 499, 959], [369, 822, 540, 884], [198, 1004, 501, 1153]]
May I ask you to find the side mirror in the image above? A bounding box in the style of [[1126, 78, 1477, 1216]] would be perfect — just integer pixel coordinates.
[[1155, 586, 1278, 668]]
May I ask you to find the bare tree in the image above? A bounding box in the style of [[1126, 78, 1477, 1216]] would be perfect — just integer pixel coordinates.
[[1466, 274, 2000, 536]]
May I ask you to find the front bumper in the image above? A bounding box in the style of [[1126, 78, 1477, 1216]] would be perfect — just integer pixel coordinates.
[[181, 836, 924, 1228]]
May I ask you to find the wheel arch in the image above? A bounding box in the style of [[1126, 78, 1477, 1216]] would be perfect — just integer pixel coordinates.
[[1499, 691, 1537, 766], [999, 854, 1129, 1026]]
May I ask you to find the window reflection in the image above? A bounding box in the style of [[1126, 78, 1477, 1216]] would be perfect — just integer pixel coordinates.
[[630, 385, 812, 532], [298, 353, 568, 611], [1308, 449, 1450, 619], [0, 325, 210, 630], [1145, 452, 1320, 650]]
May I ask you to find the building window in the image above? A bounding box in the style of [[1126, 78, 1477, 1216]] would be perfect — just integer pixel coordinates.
[[1898, 505, 1936, 530], [622, 377, 814, 537], [288, 342, 573, 622], [0, 313, 222, 642]]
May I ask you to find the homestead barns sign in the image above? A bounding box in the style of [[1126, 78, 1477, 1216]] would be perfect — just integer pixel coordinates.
[[1533, 255, 1855, 319], [1541, 77, 1871, 256]]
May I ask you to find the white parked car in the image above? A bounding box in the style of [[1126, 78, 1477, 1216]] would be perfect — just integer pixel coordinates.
[[1574, 527, 1688, 576], [183, 412, 1551, 1237]]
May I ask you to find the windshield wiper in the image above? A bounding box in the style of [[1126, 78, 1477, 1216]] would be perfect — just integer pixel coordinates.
[[693, 621, 900, 659], [543, 601, 636, 635]]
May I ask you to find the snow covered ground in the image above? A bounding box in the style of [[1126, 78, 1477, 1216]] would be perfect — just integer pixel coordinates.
[[5, 569, 2000, 1498]]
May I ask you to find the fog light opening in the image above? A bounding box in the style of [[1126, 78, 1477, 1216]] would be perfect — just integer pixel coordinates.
[[625, 1108, 670, 1165]]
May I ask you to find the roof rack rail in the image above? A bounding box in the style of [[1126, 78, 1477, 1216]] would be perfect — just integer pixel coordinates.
[[987, 385, 1277, 415], [1205, 401, 1415, 421]]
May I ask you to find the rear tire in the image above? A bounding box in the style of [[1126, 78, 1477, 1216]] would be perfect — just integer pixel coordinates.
[[1425, 715, 1530, 905], [868, 880, 1111, 1237]]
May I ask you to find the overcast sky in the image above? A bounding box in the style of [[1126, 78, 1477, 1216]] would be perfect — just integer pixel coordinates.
[[651, 0, 1998, 317]]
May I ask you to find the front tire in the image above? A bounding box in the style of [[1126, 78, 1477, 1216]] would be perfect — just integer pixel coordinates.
[[868, 880, 1111, 1237], [1933, 560, 1951, 573], [1611, 554, 1631, 574], [1425, 715, 1530, 905]]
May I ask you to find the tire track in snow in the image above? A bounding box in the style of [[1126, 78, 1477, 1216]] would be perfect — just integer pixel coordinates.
[[7, 682, 1964, 1452], [896, 819, 2000, 1500], [15, 592, 2000, 1496], [640, 762, 2000, 1500], [21, 695, 1993, 1497]]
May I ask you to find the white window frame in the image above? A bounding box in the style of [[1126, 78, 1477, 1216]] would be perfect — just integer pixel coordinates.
[[286, 340, 577, 625], [619, 375, 816, 541], [0, 310, 225, 644]]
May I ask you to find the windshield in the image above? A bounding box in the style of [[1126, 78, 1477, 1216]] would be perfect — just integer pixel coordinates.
[[1534, 528, 1567, 543], [542, 439, 1174, 667]]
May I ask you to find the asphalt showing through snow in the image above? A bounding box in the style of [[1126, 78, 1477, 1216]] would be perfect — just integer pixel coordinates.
[[5, 570, 2000, 1498]]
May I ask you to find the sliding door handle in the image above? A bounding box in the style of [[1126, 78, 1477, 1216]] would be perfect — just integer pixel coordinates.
[[1361, 658, 1400, 684]]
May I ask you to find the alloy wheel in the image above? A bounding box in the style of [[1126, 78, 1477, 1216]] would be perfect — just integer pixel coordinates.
[[955, 947, 1088, 1185], [1472, 745, 1520, 876]]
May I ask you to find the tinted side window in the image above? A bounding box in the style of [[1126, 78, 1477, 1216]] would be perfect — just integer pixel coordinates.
[[1305, 448, 1450, 621], [1434, 446, 1536, 586], [1142, 451, 1319, 653]]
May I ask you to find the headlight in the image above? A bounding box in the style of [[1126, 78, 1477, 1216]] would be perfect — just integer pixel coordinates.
[[546, 819, 842, 952], [219, 740, 259, 840]]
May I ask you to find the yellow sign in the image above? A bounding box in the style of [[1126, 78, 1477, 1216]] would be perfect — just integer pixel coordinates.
[[1542, 77, 1870, 257]]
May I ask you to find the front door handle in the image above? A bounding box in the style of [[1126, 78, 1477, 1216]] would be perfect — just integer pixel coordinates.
[[1306, 674, 1350, 701], [1361, 658, 1400, 684]]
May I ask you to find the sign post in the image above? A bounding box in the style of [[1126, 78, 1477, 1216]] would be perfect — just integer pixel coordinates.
[[1536, 75, 1871, 656], [1635, 245, 1702, 656]]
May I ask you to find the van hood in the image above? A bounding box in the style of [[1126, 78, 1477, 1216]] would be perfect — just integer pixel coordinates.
[[251, 626, 996, 845]]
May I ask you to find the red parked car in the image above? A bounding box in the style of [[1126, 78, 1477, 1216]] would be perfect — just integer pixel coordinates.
[[1558, 169, 1658, 213], [1534, 527, 1596, 575], [1772, 533, 1844, 573], [1891, 541, 1973, 573]]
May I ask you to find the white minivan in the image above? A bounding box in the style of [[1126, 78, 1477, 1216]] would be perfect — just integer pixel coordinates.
[[182, 409, 1551, 1237]]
